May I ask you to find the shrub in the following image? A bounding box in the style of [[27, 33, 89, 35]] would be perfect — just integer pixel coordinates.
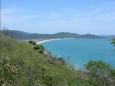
[[111, 38, 115, 47], [0, 57, 22, 86], [29, 40, 36, 45], [33, 45, 40, 50], [85, 60, 112, 86], [42, 74, 53, 86], [33, 44, 45, 53]]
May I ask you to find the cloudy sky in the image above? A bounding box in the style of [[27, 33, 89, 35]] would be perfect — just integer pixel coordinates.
[[1, 0, 115, 35]]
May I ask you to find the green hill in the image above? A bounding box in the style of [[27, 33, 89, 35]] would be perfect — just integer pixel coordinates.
[[0, 33, 81, 86], [0, 33, 115, 86], [0, 30, 103, 40]]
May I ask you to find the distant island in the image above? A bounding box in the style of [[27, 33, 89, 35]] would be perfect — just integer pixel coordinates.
[[0, 30, 114, 40]]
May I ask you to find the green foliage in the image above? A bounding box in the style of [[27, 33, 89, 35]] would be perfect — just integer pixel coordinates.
[[0, 33, 115, 86], [85, 80, 96, 86], [0, 33, 77, 86], [111, 38, 115, 46], [85, 60, 113, 86], [33, 44, 45, 53], [29, 40, 36, 45], [0, 57, 22, 86], [110, 69, 115, 77], [42, 74, 53, 86]]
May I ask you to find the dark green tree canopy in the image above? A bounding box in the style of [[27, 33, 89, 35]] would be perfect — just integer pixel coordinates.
[[84, 60, 112, 86], [111, 38, 115, 46]]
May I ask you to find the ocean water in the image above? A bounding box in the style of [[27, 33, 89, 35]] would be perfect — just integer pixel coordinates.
[[41, 38, 115, 69]]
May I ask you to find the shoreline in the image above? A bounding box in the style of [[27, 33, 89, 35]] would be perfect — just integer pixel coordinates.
[[37, 38, 63, 44], [37, 38, 73, 44]]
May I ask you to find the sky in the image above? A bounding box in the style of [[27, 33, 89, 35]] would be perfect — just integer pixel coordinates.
[[1, 0, 115, 35]]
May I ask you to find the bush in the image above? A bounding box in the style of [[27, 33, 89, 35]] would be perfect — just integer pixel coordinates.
[[111, 38, 115, 46], [33, 45, 40, 50], [33, 44, 45, 53], [85, 81, 96, 86], [42, 74, 53, 86], [29, 40, 36, 45], [110, 69, 115, 77], [85, 60, 112, 86], [0, 57, 22, 86]]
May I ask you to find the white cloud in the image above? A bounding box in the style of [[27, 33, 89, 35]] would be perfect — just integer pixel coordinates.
[[47, 12, 62, 20], [1, 8, 15, 24], [1, 8, 14, 15], [97, 12, 115, 20], [1, 8, 37, 25], [1, 0, 115, 34]]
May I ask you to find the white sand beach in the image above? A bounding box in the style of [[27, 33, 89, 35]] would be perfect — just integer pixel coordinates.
[[37, 39, 63, 44]]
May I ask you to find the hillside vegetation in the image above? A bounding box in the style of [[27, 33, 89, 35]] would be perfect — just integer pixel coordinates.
[[0, 33, 115, 86], [0, 33, 82, 86]]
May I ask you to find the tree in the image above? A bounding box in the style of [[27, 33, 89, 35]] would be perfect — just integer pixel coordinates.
[[111, 38, 115, 46], [85, 60, 112, 86], [33, 44, 45, 54], [28, 40, 36, 45]]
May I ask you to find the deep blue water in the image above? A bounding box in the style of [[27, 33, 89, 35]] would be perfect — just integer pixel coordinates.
[[41, 39, 115, 69]]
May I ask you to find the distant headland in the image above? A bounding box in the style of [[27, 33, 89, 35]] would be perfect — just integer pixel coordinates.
[[0, 30, 114, 40]]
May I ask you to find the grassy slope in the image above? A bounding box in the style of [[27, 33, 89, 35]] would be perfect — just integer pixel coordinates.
[[0, 33, 80, 86], [1, 33, 115, 86]]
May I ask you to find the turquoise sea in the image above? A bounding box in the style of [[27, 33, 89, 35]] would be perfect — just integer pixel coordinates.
[[41, 39, 115, 69]]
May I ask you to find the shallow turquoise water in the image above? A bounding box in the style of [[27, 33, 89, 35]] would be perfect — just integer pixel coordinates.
[[41, 38, 115, 69]]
